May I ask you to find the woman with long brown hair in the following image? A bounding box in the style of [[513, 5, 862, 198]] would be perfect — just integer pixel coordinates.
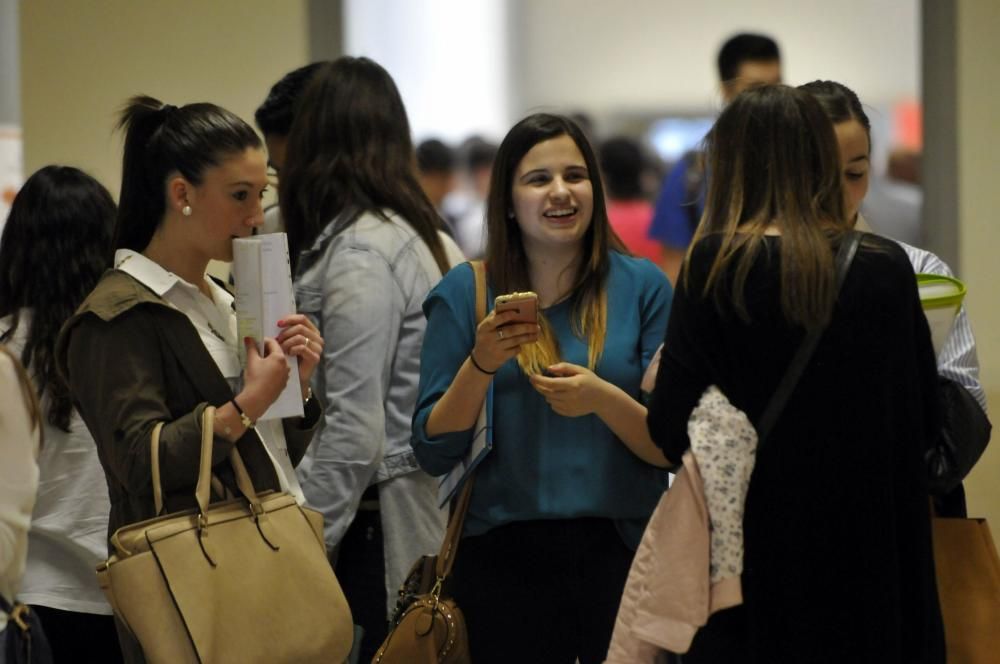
[[279, 56, 464, 660], [413, 113, 672, 662], [647, 84, 943, 662], [0, 165, 121, 661]]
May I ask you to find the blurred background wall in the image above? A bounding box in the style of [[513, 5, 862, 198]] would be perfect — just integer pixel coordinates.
[[18, 0, 311, 193]]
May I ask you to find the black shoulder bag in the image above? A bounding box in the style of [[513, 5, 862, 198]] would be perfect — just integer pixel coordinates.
[[0, 595, 54, 664]]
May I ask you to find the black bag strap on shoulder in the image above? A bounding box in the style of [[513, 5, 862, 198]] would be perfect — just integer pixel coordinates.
[[755, 231, 861, 446]]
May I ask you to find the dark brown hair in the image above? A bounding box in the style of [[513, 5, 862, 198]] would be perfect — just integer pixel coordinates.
[[0, 166, 115, 430], [799, 80, 871, 149], [279, 57, 450, 276], [689, 84, 848, 329], [115, 95, 262, 252]]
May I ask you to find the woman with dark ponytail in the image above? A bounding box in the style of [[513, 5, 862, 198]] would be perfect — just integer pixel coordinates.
[[56, 96, 325, 662], [0, 165, 121, 661]]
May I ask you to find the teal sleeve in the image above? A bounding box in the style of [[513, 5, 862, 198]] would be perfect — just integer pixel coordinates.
[[411, 264, 479, 476]]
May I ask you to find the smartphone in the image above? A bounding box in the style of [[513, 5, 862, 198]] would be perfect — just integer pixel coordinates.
[[494, 291, 539, 325]]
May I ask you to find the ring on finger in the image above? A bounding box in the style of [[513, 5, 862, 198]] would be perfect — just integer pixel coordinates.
[[497, 328, 504, 341], [304, 337, 310, 349]]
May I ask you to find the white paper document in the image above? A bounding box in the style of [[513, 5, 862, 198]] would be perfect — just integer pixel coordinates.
[[232, 232, 303, 420]]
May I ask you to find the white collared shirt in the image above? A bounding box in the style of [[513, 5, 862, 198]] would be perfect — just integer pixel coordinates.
[[114, 250, 305, 503]]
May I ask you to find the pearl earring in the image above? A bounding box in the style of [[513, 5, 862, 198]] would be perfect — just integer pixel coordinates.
[[182, 205, 192, 217]]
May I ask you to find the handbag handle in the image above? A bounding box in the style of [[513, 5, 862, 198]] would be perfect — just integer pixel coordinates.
[[755, 231, 861, 446], [432, 260, 489, 582], [150, 406, 264, 517]]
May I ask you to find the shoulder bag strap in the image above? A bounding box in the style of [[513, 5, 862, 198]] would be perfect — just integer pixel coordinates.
[[434, 260, 488, 581], [755, 231, 861, 446], [151, 421, 166, 515]]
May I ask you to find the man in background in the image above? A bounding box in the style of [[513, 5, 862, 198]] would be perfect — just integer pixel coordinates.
[[649, 33, 782, 283], [415, 138, 458, 233]]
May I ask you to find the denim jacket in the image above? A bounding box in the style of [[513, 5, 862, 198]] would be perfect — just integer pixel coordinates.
[[293, 208, 463, 550]]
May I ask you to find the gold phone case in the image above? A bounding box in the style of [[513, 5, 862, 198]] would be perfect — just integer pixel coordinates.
[[494, 291, 538, 306]]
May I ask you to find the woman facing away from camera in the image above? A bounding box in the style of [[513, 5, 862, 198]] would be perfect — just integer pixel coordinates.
[[412, 113, 673, 663], [0, 165, 122, 661], [647, 84, 944, 662], [56, 97, 324, 663], [278, 56, 464, 661]]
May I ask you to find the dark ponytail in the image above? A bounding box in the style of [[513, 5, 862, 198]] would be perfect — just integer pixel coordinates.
[[115, 95, 262, 252]]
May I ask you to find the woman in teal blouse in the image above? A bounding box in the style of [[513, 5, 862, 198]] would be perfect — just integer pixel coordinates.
[[412, 113, 672, 663]]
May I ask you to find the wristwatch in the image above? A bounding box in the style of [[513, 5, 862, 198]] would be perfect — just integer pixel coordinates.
[[230, 398, 255, 430]]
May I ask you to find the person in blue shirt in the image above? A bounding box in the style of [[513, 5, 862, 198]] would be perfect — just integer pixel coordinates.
[[412, 113, 672, 664], [649, 33, 782, 284]]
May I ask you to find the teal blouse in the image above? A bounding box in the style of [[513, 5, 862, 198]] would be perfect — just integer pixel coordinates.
[[411, 252, 672, 548]]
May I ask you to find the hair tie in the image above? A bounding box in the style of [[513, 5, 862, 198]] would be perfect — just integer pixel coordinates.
[[160, 103, 179, 117]]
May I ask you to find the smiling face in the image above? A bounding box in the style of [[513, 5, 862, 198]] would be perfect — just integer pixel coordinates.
[[833, 119, 870, 223], [183, 147, 268, 261], [510, 134, 594, 256]]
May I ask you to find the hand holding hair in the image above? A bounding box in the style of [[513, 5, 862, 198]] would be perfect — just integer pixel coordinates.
[[529, 362, 607, 417]]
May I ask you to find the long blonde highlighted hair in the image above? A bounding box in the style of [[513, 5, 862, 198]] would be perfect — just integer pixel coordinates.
[[685, 85, 849, 330], [484, 114, 628, 375]]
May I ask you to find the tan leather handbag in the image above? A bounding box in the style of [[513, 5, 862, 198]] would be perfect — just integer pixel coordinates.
[[371, 473, 473, 664], [97, 407, 354, 663], [932, 514, 1000, 663]]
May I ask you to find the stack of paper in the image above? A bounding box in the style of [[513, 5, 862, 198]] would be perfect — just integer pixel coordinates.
[[917, 273, 966, 357], [232, 232, 303, 420]]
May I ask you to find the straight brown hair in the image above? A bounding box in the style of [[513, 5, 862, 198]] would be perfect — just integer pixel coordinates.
[[688, 84, 848, 330], [280, 57, 450, 276], [484, 113, 627, 373]]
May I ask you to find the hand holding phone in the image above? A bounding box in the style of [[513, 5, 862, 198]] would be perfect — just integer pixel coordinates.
[[494, 292, 539, 326]]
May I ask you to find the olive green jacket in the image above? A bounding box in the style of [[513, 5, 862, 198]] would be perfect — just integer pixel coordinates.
[[56, 269, 320, 542]]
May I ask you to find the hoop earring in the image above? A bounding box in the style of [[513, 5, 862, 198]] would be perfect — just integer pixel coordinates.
[[182, 205, 192, 217]]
